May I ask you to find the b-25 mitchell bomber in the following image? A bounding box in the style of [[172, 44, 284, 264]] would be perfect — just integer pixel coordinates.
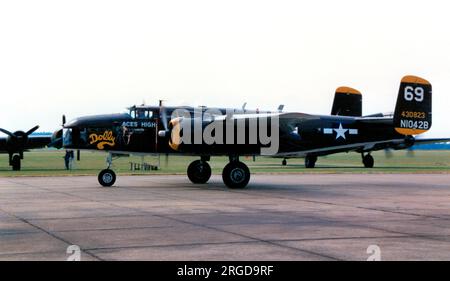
[[52, 75, 450, 189]]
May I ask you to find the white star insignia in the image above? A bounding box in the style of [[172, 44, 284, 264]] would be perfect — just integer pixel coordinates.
[[323, 123, 358, 140], [334, 123, 349, 140]]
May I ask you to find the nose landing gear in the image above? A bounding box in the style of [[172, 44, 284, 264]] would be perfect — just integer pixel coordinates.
[[98, 153, 117, 187], [98, 169, 116, 187]]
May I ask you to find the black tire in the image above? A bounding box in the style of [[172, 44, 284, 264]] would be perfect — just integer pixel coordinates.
[[282, 159, 287, 166], [222, 161, 250, 189], [12, 155, 21, 171], [363, 154, 374, 168], [98, 169, 116, 187], [187, 160, 211, 184], [305, 155, 317, 168]]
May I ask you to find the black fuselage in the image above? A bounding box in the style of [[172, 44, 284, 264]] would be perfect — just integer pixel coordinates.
[[60, 106, 409, 157]]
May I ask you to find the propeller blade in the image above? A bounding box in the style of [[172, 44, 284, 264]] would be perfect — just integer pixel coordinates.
[[77, 150, 80, 161], [25, 125, 39, 136], [62, 115, 66, 126], [48, 137, 63, 149], [0, 128, 15, 138], [406, 148, 415, 157], [384, 149, 393, 159], [160, 102, 168, 131]]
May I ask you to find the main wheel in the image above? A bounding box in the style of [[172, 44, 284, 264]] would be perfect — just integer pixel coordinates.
[[363, 154, 374, 168], [222, 161, 250, 189], [11, 155, 21, 171], [98, 169, 116, 187], [187, 160, 211, 184], [305, 155, 317, 168], [282, 159, 287, 166]]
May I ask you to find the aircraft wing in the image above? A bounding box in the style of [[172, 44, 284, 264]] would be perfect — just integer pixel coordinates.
[[277, 137, 450, 158], [0, 134, 52, 153], [25, 134, 53, 150], [276, 138, 407, 157], [412, 138, 450, 145]]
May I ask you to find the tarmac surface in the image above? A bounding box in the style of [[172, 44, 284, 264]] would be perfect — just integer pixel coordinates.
[[1, 173, 450, 261]]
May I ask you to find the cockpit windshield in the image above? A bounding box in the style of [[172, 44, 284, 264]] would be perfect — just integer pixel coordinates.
[[130, 108, 154, 119]]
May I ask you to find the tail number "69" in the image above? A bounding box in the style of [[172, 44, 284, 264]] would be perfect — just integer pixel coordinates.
[[404, 86, 424, 102]]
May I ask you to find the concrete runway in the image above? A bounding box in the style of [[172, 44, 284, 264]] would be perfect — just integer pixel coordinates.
[[1, 173, 450, 261]]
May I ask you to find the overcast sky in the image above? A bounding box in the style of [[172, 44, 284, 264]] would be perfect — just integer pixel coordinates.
[[1, 0, 449, 137]]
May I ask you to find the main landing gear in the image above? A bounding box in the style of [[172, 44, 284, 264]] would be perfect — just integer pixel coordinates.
[[186, 156, 251, 189], [305, 155, 317, 168], [9, 154, 21, 171], [97, 154, 252, 189], [222, 157, 250, 189], [187, 157, 212, 184], [98, 153, 116, 187], [362, 153, 374, 168]]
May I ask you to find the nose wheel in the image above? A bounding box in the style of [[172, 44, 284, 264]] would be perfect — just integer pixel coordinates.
[[187, 160, 212, 184], [222, 161, 250, 189], [98, 169, 116, 187], [98, 153, 117, 187]]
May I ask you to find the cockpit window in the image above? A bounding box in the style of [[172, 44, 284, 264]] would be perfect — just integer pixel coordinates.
[[130, 109, 154, 119]]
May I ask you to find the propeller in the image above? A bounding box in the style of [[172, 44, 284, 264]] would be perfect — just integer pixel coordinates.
[[384, 149, 394, 158], [0, 128, 15, 138], [158, 100, 172, 139], [383, 147, 415, 158], [159, 101, 172, 168], [26, 125, 40, 135], [406, 147, 415, 157], [48, 115, 66, 149], [406, 135, 416, 157], [383, 136, 416, 158], [0, 125, 40, 151], [160, 100, 168, 131]]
